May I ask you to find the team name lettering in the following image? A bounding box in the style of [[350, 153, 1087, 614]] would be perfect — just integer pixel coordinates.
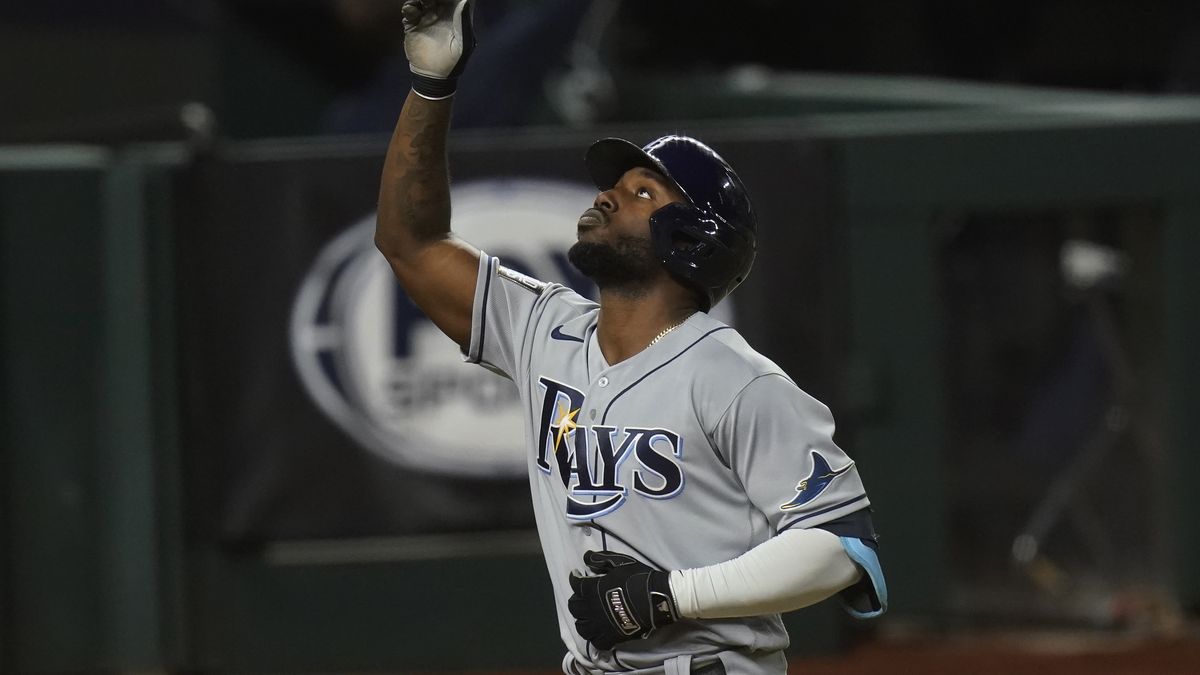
[[536, 377, 685, 520]]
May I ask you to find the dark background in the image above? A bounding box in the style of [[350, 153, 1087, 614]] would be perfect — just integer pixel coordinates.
[[5, 0, 1200, 142], [4, 2, 1200, 673]]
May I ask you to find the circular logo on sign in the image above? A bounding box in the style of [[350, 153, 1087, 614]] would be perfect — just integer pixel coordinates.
[[291, 178, 736, 477]]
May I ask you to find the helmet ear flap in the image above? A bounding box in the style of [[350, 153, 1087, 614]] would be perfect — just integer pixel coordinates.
[[650, 201, 755, 311], [650, 203, 705, 258], [650, 202, 718, 308]]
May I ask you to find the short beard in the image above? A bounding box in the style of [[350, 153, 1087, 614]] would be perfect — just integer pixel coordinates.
[[567, 236, 661, 298]]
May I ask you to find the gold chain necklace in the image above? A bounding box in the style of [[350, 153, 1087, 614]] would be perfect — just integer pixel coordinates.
[[648, 315, 691, 348]]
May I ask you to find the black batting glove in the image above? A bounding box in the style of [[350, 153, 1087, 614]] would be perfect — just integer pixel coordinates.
[[567, 550, 680, 650], [401, 0, 477, 100]]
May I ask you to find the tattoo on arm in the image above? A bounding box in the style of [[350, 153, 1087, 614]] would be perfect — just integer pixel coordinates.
[[378, 93, 454, 251]]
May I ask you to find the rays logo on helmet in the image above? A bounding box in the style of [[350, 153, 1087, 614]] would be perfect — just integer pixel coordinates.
[[290, 179, 597, 476], [779, 450, 855, 511]]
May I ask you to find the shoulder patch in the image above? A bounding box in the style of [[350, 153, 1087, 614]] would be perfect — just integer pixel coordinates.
[[780, 450, 855, 511], [497, 265, 548, 295]]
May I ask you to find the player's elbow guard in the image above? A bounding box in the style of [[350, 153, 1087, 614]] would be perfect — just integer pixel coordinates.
[[837, 536, 887, 619]]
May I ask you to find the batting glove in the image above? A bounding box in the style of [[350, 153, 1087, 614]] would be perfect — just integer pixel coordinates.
[[568, 550, 680, 650], [401, 0, 476, 100]]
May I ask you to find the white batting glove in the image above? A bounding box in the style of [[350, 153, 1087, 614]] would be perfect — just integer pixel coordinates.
[[402, 0, 476, 100]]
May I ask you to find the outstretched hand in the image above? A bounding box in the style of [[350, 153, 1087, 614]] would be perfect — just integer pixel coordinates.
[[567, 551, 680, 650], [402, 0, 476, 100]]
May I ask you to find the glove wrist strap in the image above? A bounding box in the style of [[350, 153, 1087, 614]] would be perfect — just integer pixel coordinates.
[[411, 73, 457, 101], [649, 570, 680, 627]]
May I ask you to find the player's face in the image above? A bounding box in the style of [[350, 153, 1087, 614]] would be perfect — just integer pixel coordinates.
[[576, 168, 687, 242], [568, 168, 687, 292]]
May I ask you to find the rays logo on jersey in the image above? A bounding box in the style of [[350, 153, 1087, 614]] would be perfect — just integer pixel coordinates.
[[290, 179, 596, 476], [536, 378, 684, 519], [780, 450, 855, 511]]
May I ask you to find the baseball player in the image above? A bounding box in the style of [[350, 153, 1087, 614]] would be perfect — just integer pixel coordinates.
[[376, 2, 887, 673]]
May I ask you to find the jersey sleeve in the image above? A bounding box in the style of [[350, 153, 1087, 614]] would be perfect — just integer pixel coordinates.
[[712, 373, 871, 535], [463, 253, 591, 380]]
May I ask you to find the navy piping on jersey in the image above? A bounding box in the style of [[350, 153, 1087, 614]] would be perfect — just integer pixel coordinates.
[[470, 256, 496, 364], [706, 434, 731, 470], [599, 326, 733, 425], [777, 493, 869, 534]]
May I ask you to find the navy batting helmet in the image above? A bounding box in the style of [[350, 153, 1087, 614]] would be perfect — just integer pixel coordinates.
[[584, 135, 757, 311]]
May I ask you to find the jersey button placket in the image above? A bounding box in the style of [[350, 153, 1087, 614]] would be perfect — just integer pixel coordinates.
[[580, 378, 612, 539]]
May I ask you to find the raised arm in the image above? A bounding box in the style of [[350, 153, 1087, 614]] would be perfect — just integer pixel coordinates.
[[375, 0, 480, 349]]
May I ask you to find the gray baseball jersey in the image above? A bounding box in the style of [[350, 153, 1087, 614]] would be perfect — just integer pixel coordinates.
[[465, 253, 872, 674]]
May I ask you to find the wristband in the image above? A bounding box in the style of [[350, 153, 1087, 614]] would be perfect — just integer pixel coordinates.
[[411, 72, 458, 101]]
